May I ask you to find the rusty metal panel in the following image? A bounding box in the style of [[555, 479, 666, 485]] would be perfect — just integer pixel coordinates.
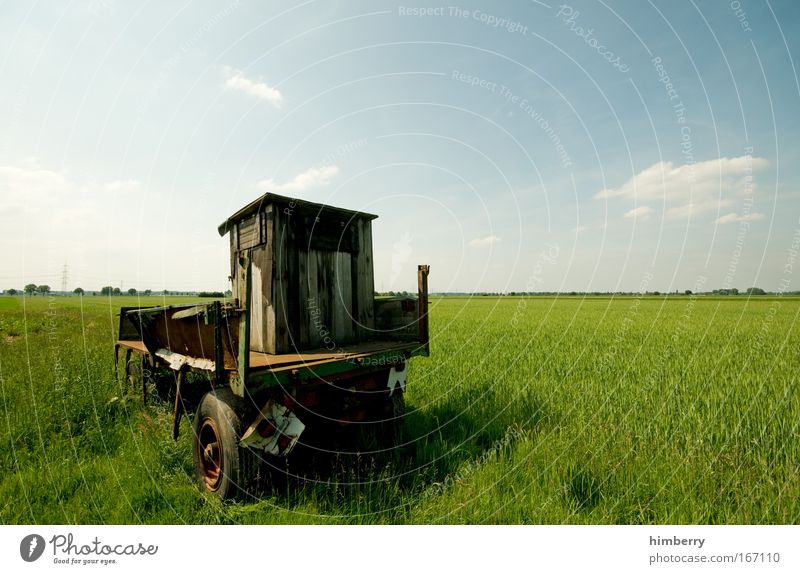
[[118, 306, 153, 341], [126, 304, 240, 371], [240, 400, 305, 456]]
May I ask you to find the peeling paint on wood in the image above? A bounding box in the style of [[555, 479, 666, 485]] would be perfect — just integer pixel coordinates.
[[155, 348, 215, 371]]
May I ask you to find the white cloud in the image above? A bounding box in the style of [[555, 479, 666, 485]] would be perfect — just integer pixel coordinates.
[[664, 198, 738, 219], [713, 212, 766, 224], [469, 235, 501, 248], [257, 165, 339, 194], [0, 164, 229, 291], [0, 165, 70, 199], [0, 165, 130, 285], [224, 69, 283, 107], [105, 179, 141, 193], [623, 206, 655, 220], [0, 166, 146, 231], [595, 156, 768, 220], [571, 223, 607, 234], [0, 167, 141, 208]]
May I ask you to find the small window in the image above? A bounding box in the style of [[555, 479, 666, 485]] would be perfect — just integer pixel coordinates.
[[238, 214, 260, 250]]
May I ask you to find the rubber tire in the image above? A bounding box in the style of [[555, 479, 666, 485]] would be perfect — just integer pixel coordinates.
[[192, 389, 245, 500]]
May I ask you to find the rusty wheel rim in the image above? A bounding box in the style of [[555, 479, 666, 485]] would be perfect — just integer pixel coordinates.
[[198, 417, 223, 491]]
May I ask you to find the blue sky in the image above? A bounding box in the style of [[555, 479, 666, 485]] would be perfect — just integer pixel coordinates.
[[1, 0, 799, 293]]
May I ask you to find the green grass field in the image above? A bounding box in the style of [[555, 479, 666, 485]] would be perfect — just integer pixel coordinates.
[[0, 294, 798, 524]]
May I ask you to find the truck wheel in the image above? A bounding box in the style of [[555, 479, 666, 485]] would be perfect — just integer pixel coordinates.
[[192, 390, 245, 500]]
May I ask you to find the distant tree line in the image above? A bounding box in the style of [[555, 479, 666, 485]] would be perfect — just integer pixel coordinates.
[[10, 284, 53, 296], [375, 291, 413, 297], [3, 286, 233, 297], [428, 287, 783, 297], [2, 285, 780, 298]]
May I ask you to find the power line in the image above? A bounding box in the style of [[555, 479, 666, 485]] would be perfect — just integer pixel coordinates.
[[60, 263, 68, 293]]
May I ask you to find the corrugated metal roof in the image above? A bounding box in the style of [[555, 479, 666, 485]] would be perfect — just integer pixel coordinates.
[[217, 192, 378, 236]]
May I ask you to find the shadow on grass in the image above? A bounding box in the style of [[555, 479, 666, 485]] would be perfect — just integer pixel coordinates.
[[236, 386, 550, 518]]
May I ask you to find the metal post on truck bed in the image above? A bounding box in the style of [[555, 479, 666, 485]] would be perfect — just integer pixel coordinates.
[[235, 253, 251, 397], [418, 264, 430, 356], [213, 300, 224, 386]]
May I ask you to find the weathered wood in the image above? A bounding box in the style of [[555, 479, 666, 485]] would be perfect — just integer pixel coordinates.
[[238, 214, 260, 250], [272, 208, 288, 353], [418, 264, 430, 352], [333, 250, 353, 342], [374, 297, 419, 341], [305, 249, 319, 347], [306, 249, 328, 349], [236, 253, 251, 396], [248, 233, 273, 353], [350, 251, 359, 340], [298, 246, 309, 347], [213, 301, 224, 386], [248, 341, 412, 369], [223, 194, 379, 355], [229, 226, 238, 303], [355, 218, 375, 338], [286, 213, 301, 350], [217, 191, 377, 237], [249, 252, 265, 353]]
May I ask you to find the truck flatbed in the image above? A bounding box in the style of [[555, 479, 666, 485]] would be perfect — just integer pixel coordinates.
[[112, 190, 431, 499], [247, 341, 418, 369], [117, 338, 421, 371]]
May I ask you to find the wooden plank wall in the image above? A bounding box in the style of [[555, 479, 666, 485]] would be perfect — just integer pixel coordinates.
[[230, 223, 239, 303], [374, 298, 418, 341], [248, 246, 266, 352], [225, 206, 277, 354], [268, 207, 375, 353], [332, 250, 354, 342], [354, 217, 375, 341], [271, 206, 296, 353]]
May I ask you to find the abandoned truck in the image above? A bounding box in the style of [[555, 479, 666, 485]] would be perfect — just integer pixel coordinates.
[[114, 193, 430, 499]]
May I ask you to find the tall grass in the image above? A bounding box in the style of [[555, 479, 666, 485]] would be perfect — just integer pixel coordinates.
[[0, 294, 797, 524]]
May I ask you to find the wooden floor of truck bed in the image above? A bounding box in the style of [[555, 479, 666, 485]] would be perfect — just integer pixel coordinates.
[[249, 341, 415, 370], [117, 339, 417, 372]]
